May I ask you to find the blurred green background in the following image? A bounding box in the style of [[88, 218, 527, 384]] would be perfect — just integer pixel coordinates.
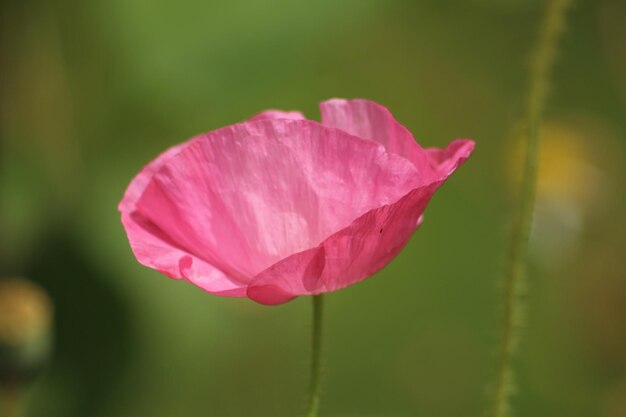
[[1, 0, 625, 416]]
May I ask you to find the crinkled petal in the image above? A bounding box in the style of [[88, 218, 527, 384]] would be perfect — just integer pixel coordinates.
[[320, 99, 434, 178], [121, 211, 247, 296], [245, 246, 325, 305], [247, 183, 441, 305], [247, 138, 475, 305], [119, 110, 313, 296], [426, 139, 475, 178], [119, 110, 306, 213], [119, 137, 247, 296], [129, 119, 420, 296], [119, 100, 475, 303], [118, 142, 190, 213]]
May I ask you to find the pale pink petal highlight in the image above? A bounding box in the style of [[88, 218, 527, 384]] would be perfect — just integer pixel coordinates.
[[248, 110, 306, 121]]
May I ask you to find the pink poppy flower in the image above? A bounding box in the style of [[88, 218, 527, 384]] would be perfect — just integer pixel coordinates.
[[119, 99, 474, 305]]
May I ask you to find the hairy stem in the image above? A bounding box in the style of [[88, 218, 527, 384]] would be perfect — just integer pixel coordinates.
[[490, 1, 573, 417], [306, 295, 324, 417]]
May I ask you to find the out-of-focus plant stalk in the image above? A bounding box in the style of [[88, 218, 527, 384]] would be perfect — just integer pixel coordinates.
[[306, 295, 324, 417], [490, 1, 573, 417]]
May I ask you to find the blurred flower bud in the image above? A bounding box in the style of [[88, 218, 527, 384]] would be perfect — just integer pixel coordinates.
[[0, 278, 53, 386]]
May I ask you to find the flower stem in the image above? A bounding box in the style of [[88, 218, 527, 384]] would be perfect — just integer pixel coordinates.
[[490, 1, 572, 417], [306, 294, 324, 417]]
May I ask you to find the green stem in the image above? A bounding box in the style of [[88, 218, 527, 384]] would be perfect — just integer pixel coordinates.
[[490, 1, 572, 417], [306, 294, 324, 417]]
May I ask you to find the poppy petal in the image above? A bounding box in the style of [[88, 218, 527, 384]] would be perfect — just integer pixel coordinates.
[[127, 119, 420, 296], [320, 98, 433, 175]]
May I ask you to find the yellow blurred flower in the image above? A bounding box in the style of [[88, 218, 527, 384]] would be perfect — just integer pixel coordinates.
[[0, 278, 52, 347], [0, 277, 53, 385], [507, 117, 622, 266]]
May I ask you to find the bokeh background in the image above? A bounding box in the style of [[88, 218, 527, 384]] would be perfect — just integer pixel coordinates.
[[1, 0, 625, 416]]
